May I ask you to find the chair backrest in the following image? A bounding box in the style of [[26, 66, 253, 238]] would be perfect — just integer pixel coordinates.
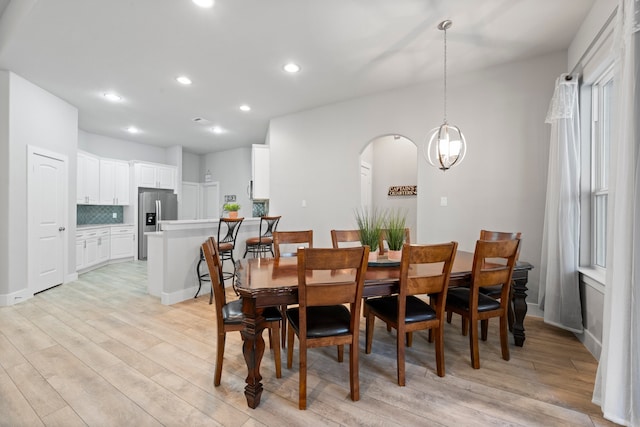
[[479, 229, 522, 261], [470, 239, 521, 308], [398, 242, 457, 300], [379, 228, 411, 255], [257, 215, 280, 240], [330, 229, 361, 249], [297, 246, 369, 312], [202, 237, 227, 320], [217, 217, 244, 248], [273, 230, 313, 258]]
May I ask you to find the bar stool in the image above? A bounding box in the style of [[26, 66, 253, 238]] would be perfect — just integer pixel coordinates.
[[243, 215, 281, 258], [195, 217, 244, 302]]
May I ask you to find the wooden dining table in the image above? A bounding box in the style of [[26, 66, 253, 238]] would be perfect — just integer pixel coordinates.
[[234, 251, 533, 409]]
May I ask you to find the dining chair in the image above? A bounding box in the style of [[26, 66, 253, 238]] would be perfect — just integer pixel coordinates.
[[273, 230, 314, 258], [378, 227, 411, 255], [286, 246, 369, 409], [447, 230, 521, 334], [244, 215, 281, 258], [217, 217, 244, 296], [444, 238, 521, 369], [272, 230, 314, 348], [364, 242, 457, 385], [330, 229, 361, 249], [201, 237, 282, 386]]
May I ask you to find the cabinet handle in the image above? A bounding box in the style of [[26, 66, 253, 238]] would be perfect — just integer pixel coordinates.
[[84, 241, 86, 249], [58, 226, 66, 232]]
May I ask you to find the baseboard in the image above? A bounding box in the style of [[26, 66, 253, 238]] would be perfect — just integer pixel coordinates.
[[65, 272, 78, 283], [577, 327, 602, 360], [161, 285, 201, 305], [526, 302, 543, 318], [0, 288, 33, 306]]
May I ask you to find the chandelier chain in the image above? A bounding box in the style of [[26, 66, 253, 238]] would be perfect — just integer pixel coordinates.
[[443, 25, 447, 123]]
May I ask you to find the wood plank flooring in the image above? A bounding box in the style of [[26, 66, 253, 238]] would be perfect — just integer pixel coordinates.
[[0, 261, 617, 426]]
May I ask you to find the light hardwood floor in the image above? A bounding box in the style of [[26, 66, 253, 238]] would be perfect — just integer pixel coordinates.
[[0, 261, 616, 426]]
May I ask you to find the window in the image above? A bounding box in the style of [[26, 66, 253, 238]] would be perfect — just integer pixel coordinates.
[[590, 66, 613, 269]]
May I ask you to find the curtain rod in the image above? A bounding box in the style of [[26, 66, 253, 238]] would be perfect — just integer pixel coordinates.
[[569, 7, 617, 76]]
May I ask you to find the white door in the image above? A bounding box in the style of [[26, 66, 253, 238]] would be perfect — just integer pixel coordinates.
[[201, 182, 220, 219], [360, 161, 372, 210], [28, 148, 66, 294]]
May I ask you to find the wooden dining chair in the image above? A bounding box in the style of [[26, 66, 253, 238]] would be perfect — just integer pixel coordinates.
[[330, 229, 361, 248], [272, 230, 314, 348], [273, 230, 313, 258], [378, 228, 411, 255], [364, 242, 457, 385], [201, 237, 282, 386], [447, 230, 521, 334], [444, 238, 521, 369], [286, 246, 369, 409], [244, 215, 281, 258]]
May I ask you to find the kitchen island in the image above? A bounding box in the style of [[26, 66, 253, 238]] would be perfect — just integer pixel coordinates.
[[146, 218, 262, 305]]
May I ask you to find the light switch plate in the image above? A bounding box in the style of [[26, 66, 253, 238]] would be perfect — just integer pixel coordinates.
[[440, 197, 448, 207]]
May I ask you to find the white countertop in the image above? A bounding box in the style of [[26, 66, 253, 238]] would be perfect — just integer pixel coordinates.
[[158, 217, 261, 231], [77, 223, 134, 229]]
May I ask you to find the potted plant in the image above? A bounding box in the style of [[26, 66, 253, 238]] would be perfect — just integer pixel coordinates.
[[223, 202, 241, 218], [384, 208, 408, 260], [355, 207, 384, 261]]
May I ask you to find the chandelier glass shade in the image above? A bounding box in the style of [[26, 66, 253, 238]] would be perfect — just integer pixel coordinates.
[[423, 20, 467, 171]]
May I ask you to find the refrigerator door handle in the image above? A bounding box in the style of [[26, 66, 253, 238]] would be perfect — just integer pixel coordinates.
[[155, 199, 160, 232]]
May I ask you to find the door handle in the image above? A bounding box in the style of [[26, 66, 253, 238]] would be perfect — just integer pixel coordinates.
[[58, 226, 66, 231]]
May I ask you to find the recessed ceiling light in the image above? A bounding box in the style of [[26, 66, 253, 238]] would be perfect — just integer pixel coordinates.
[[239, 105, 251, 112], [103, 92, 122, 102], [192, 0, 214, 8], [127, 126, 139, 134], [211, 126, 223, 134], [176, 76, 192, 85], [283, 63, 301, 73]]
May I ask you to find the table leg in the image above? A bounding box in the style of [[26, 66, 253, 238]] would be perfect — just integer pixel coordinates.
[[511, 272, 528, 347], [241, 297, 266, 408]]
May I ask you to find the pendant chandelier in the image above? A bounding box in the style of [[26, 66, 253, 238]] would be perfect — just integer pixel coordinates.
[[423, 20, 467, 171]]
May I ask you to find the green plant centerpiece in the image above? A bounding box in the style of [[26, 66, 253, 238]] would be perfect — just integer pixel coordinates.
[[223, 202, 241, 218], [355, 207, 384, 261], [384, 208, 408, 260]]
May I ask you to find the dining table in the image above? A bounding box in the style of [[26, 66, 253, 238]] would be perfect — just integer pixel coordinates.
[[234, 250, 533, 409]]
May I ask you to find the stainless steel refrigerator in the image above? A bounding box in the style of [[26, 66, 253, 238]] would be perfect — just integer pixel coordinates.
[[138, 188, 178, 260]]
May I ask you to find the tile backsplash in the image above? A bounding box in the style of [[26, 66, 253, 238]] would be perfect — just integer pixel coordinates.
[[77, 205, 124, 225]]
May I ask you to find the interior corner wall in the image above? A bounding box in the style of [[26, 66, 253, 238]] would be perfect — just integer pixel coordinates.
[[202, 147, 251, 218], [5, 71, 78, 301], [268, 50, 567, 303], [0, 71, 10, 297]]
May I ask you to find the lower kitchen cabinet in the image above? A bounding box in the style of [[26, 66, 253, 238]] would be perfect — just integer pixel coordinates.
[[76, 225, 134, 273], [110, 225, 135, 259]]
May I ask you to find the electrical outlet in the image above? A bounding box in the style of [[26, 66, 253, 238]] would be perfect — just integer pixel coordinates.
[[112, 212, 117, 218]]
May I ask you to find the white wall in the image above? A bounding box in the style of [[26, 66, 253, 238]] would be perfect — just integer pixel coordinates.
[[78, 130, 167, 163], [202, 147, 251, 218], [370, 135, 417, 241], [182, 151, 201, 182], [0, 71, 78, 300], [268, 51, 566, 303]]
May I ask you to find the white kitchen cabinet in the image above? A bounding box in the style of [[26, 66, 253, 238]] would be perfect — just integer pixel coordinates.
[[76, 227, 110, 272], [134, 162, 176, 190], [77, 152, 100, 204], [110, 225, 135, 259], [251, 144, 270, 200], [99, 159, 130, 205]]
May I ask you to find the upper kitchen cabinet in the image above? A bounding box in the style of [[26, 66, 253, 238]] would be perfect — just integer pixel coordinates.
[[251, 144, 270, 200], [77, 152, 100, 204], [133, 162, 176, 190], [99, 159, 130, 205]]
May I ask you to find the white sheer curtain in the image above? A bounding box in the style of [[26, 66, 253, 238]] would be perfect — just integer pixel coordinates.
[[592, 0, 640, 425], [538, 74, 583, 333]]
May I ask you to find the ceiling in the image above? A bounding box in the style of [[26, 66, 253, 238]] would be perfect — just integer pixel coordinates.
[[0, 0, 594, 154]]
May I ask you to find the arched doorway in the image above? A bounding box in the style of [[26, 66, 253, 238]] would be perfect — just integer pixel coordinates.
[[360, 134, 418, 241]]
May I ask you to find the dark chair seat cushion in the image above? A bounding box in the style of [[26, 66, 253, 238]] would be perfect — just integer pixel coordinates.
[[365, 295, 436, 324], [223, 300, 282, 324], [246, 237, 274, 245], [286, 305, 351, 338], [447, 288, 501, 312], [479, 284, 503, 297]]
